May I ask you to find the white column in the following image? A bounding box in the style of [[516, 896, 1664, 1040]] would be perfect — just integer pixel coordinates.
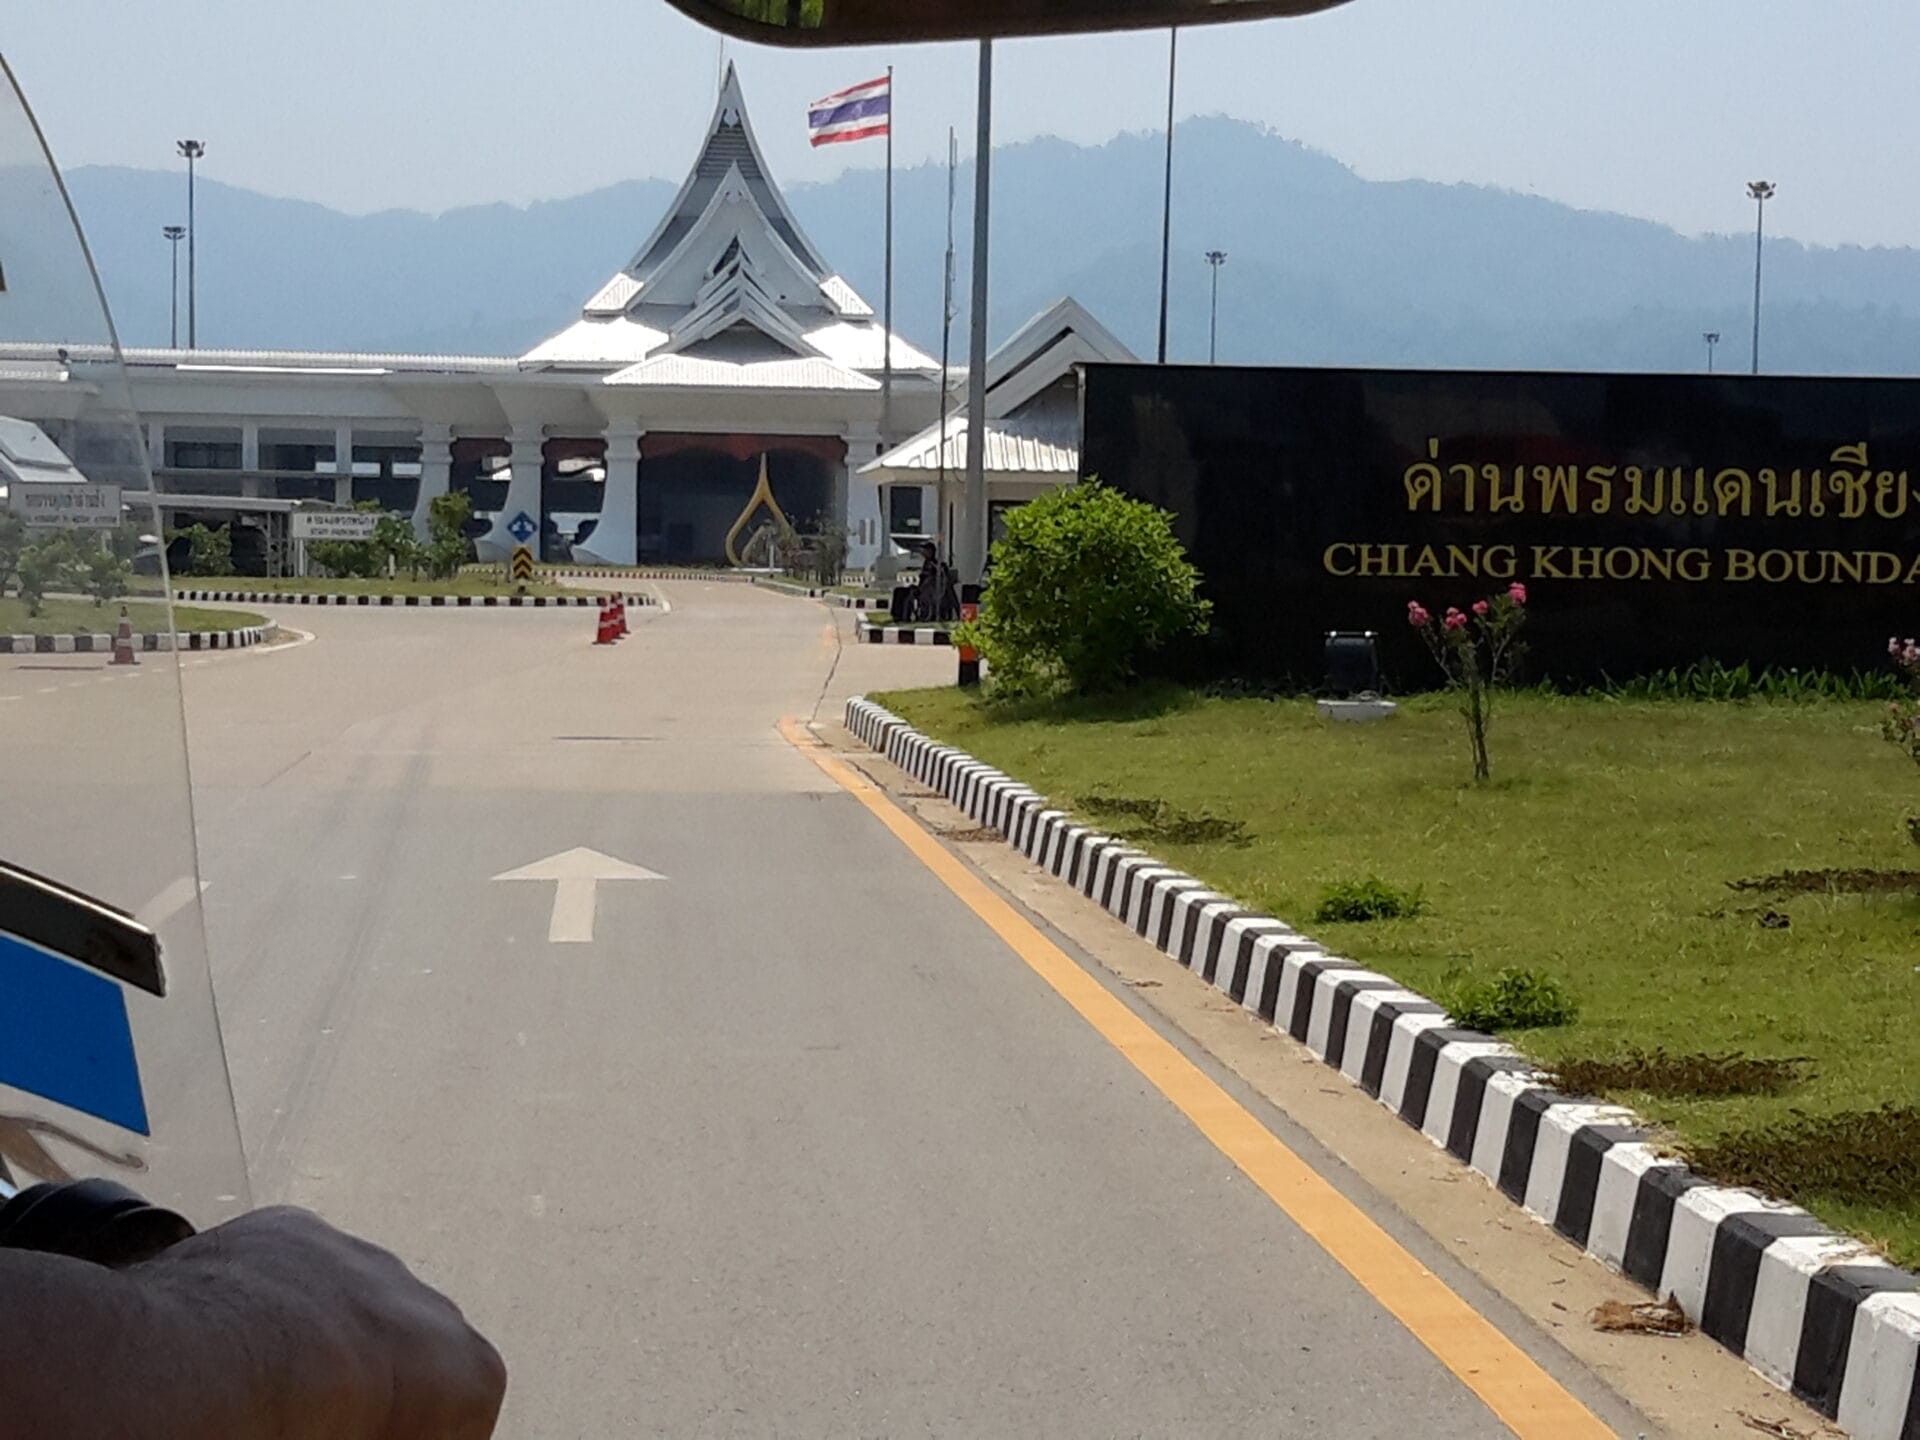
[[410, 423, 455, 539], [574, 423, 640, 567], [333, 423, 353, 506], [843, 423, 884, 572], [240, 422, 261, 498], [477, 427, 544, 564]]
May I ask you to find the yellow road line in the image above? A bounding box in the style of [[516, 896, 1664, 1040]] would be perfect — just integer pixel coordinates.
[[780, 717, 1615, 1440]]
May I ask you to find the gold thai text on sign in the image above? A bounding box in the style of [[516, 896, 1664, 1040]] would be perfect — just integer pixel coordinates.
[[1398, 440, 1908, 520]]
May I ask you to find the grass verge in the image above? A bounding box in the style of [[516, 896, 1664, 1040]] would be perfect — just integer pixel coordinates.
[[874, 684, 1920, 1267], [160, 574, 574, 598], [0, 598, 266, 635]]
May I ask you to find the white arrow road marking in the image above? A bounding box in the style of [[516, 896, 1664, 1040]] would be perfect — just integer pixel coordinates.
[[491, 846, 665, 943]]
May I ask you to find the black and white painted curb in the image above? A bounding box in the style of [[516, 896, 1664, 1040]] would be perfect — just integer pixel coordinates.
[[173, 590, 655, 609], [753, 578, 887, 609], [844, 695, 1920, 1440], [545, 567, 766, 584], [857, 622, 953, 645], [0, 624, 273, 654]]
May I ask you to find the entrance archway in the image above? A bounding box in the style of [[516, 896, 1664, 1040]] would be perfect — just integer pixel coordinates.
[[638, 434, 842, 564]]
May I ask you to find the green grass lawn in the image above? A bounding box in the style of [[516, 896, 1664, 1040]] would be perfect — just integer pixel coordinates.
[[878, 685, 1920, 1266], [167, 574, 574, 598], [0, 598, 265, 634]]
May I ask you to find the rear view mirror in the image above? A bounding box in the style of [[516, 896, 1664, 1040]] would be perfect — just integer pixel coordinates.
[[657, 0, 1356, 45]]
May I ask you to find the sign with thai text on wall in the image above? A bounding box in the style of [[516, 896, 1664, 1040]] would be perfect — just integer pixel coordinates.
[[291, 511, 379, 542], [1080, 364, 1920, 683], [8, 481, 123, 529]]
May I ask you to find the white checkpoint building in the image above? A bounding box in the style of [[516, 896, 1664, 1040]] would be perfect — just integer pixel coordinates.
[[0, 65, 1131, 572]]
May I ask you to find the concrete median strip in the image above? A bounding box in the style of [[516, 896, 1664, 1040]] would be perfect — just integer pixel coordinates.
[[0, 624, 273, 654], [844, 694, 1920, 1440], [172, 590, 656, 608]]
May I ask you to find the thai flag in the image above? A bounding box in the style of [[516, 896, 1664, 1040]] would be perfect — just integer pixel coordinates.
[[808, 75, 890, 147]]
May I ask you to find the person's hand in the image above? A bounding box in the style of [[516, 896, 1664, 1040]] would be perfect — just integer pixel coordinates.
[[146, 1206, 506, 1438]]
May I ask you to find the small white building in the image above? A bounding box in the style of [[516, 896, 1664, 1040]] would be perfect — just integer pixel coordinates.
[[0, 66, 1122, 573]]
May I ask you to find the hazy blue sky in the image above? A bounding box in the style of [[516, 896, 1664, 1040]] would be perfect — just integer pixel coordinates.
[[10, 0, 1916, 248]]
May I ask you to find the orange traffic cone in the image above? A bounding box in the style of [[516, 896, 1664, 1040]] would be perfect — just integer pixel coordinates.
[[594, 600, 618, 646], [110, 606, 138, 666], [613, 596, 629, 638]]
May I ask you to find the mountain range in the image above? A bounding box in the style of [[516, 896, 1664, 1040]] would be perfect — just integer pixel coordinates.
[[62, 118, 1920, 375]]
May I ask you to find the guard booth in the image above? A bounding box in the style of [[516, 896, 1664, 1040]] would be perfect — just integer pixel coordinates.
[[149, 494, 323, 579]]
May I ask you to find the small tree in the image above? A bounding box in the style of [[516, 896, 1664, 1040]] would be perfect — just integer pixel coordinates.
[[962, 480, 1210, 699], [424, 492, 472, 580], [16, 533, 76, 617], [372, 512, 425, 579], [809, 524, 848, 588], [175, 523, 232, 578], [0, 511, 26, 595], [82, 537, 131, 606], [1406, 583, 1530, 782]]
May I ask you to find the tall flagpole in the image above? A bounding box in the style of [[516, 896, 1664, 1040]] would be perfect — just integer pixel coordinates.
[[938, 126, 956, 562], [881, 64, 895, 444]]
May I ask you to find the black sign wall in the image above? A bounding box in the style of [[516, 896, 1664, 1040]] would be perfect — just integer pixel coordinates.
[[1079, 363, 1920, 685]]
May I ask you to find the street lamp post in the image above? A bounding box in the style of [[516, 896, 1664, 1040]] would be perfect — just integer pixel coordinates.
[[1702, 330, 1720, 374], [162, 225, 187, 348], [176, 140, 205, 349], [1204, 250, 1227, 363], [1746, 180, 1775, 375]]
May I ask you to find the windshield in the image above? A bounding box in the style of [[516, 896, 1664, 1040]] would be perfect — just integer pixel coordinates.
[[0, 57, 247, 1223]]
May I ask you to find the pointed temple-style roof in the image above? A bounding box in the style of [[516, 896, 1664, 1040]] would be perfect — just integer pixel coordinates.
[[523, 64, 934, 382]]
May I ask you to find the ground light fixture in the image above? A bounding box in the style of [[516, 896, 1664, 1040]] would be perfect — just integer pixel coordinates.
[[1323, 630, 1380, 696]]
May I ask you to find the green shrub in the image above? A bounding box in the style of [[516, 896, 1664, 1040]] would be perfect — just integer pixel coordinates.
[[167, 523, 233, 578], [1312, 877, 1425, 923], [965, 480, 1209, 699], [1441, 966, 1578, 1032], [1548, 659, 1906, 702]]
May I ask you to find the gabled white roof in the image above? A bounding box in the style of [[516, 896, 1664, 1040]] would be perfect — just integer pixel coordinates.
[[604, 354, 879, 391], [859, 295, 1127, 483], [860, 417, 1078, 479], [521, 316, 669, 368], [969, 295, 1137, 419], [803, 320, 939, 374]]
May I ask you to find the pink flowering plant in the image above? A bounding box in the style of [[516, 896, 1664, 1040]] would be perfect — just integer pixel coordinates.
[[1407, 582, 1530, 782], [1881, 637, 1920, 842]]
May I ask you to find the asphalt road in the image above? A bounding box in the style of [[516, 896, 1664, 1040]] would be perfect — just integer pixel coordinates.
[[36, 584, 1642, 1436]]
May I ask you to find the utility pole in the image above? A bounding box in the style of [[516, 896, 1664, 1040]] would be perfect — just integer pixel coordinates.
[[163, 225, 186, 348], [1747, 180, 1775, 375], [1205, 250, 1227, 363], [1702, 330, 1720, 373], [176, 140, 206, 348], [1155, 28, 1177, 364]]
